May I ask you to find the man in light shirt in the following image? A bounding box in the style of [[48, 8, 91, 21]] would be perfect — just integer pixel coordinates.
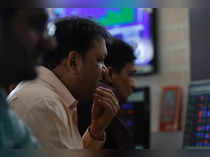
[[8, 17, 120, 149]]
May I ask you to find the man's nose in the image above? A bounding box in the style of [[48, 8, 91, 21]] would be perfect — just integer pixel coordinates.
[[100, 64, 107, 81]]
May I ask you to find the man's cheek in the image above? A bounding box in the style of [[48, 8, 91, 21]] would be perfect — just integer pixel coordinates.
[[27, 30, 39, 47]]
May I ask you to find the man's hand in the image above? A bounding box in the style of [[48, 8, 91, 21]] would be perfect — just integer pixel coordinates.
[[90, 86, 120, 140]]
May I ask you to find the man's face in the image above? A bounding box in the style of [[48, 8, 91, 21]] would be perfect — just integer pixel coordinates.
[[78, 39, 107, 101], [0, 9, 53, 85], [112, 63, 136, 103]]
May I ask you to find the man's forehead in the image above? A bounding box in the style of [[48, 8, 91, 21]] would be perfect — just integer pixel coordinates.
[[92, 39, 107, 56]]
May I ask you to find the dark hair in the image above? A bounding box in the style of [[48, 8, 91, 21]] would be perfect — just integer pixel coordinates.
[[0, 9, 17, 22], [42, 16, 111, 69], [105, 38, 136, 73]]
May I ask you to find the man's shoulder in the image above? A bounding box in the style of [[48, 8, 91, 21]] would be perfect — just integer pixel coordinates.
[[8, 80, 57, 102], [7, 80, 62, 112]]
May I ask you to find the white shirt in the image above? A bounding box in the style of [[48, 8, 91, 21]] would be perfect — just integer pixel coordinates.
[[7, 66, 105, 149]]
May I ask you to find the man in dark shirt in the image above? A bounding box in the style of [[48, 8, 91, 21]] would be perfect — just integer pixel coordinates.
[[78, 38, 137, 149], [0, 8, 54, 148]]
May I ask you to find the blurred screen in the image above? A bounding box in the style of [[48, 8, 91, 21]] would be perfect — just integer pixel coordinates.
[[184, 81, 210, 148]]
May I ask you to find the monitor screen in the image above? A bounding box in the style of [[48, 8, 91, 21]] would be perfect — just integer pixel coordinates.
[[184, 80, 210, 148], [47, 8, 157, 75], [120, 87, 150, 149]]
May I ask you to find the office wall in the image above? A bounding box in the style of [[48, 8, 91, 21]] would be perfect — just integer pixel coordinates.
[[190, 9, 210, 81], [134, 8, 190, 133]]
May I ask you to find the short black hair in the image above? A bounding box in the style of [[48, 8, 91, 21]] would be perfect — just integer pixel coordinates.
[[42, 16, 111, 69], [105, 38, 136, 73], [0, 9, 17, 22]]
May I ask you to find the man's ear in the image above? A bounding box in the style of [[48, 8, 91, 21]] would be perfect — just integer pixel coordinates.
[[104, 67, 114, 85], [64, 51, 83, 74]]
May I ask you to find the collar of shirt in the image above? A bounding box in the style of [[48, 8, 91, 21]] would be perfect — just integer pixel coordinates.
[[37, 66, 78, 109]]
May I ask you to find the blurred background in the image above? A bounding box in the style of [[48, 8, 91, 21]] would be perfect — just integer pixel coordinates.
[[16, 8, 210, 150]]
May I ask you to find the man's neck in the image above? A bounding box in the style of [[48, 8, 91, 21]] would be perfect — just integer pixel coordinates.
[[52, 66, 81, 101]]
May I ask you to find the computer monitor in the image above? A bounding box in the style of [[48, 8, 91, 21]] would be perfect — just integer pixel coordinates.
[[120, 87, 150, 149], [183, 80, 210, 148]]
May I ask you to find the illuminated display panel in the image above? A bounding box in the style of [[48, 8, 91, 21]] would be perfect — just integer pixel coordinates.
[[47, 8, 157, 75], [121, 87, 150, 149], [184, 81, 210, 148]]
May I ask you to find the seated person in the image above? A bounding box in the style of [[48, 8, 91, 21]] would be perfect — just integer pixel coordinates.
[[0, 8, 54, 148], [8, 17, 120, 149], [78, 38, 137, 149]]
